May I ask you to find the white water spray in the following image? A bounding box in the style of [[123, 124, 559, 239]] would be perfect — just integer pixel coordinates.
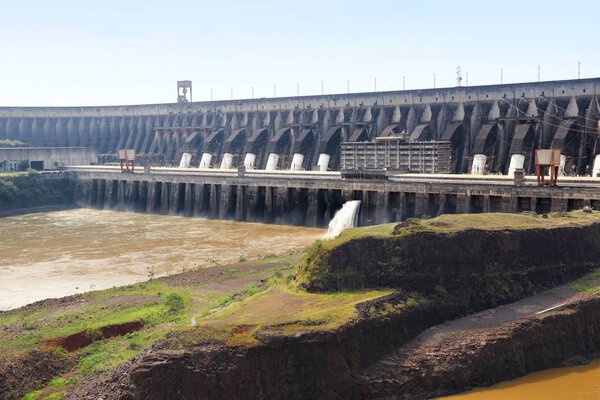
[[326, 200, 362, 238]]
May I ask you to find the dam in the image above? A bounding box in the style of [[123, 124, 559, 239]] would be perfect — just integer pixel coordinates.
[[1, 78, 600, 175], [71, 165, 600, 228], [5, 77, 600, 226]]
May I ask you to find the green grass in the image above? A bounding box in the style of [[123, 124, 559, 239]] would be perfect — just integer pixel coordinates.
[[569, 269, 600, 294], [0, 253, 311, 398], [320, 211, 600, 251], [199, 283, 391, 344]]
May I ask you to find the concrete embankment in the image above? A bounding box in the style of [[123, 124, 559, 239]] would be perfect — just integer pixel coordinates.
[[70, 213, 600, 400]]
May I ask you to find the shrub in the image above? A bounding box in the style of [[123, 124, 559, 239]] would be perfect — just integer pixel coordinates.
[[164, 293, 185, 312]]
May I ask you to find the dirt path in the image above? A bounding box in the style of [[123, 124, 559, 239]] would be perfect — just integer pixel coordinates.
[[358, 283, 596, 399]]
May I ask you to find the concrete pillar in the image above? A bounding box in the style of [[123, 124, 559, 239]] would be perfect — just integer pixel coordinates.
[[104, 180, 114, 210], [274, 187, 288, 224], [219, 185, 232, 219], [306, 189, 319, 227], [245, 186, 258, 222], [116, 181, 126, 211], [169, 183, 180, 215], [551, 198, 568, 212], [482, 195, 491, 213], [124, 181, 136, 211], [265, 187, 275, 223], [193, 184, 204, 216], [456, 194, 471, 214], [375, 191, 388, 224], [146, 182, 156, 213], [136, 182, 147, 212], [340, 189, 354, 204], [183, 183, 193, 217], [503, 196, 518, 213], [96, 180, 105, 209], [160, 183, 170, 215], [235, 185, 246, 221], [415, 193, 429, 217], [437, 194, 447, 217], [208, 184, 219, 219]]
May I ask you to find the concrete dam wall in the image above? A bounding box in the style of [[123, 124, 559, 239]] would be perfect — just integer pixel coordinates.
[[73, 169, 600, 227], [2, 78, 600, 174]]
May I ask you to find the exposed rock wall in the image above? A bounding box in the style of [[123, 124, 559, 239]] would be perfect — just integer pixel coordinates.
[[301, 224, 600, 311], [359, 293, 600, 399]]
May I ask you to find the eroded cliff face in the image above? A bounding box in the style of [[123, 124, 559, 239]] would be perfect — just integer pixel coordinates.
[[116, 293, 600, 400], [358, 293, 600, 399], [71, 223, 600, 400], [301, 224, 600, 310]]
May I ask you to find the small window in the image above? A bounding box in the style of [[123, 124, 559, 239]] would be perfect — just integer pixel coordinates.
[[583, 89, 586, 93], [486, 94, 488, 98], [468, 95, 471, 99], [452, 96, 454, 100], [562, 90, 565, 94]]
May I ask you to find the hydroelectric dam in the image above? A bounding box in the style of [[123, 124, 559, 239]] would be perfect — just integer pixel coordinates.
[[5, 77, 600, 226]]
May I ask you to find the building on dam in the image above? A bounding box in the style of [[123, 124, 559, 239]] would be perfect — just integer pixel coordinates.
[[1, 78, 599, 176]]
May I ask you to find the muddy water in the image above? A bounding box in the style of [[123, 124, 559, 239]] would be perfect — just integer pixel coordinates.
[[441, 359, 600, 399], [0, 209, 324, 310]]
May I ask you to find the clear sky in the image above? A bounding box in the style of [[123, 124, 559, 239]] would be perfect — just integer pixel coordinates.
[[0, 0, 597, 106]]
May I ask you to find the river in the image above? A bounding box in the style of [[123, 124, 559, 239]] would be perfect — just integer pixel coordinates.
[[440, 359, 600, 399], [0, 209, 324, 310]]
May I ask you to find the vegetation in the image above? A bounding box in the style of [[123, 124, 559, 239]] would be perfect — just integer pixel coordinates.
[[6, 211, 600, 398], [319, 211, 600, 251], [0, 249, 390, 399], [0, 174, 72, 211]]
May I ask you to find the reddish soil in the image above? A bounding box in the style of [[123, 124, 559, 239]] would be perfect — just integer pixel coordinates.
[[43, 321, 144, 352], [100, 321, 144, 339]]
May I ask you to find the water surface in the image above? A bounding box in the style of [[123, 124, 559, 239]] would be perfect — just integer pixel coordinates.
[[441, 358, 600, 400], [0, 209, 323, 310]]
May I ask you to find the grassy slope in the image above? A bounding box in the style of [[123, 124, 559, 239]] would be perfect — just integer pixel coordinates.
[[323, 211, 600, 250], [6, 211, 600, 399], [1, 252, 389, 399]]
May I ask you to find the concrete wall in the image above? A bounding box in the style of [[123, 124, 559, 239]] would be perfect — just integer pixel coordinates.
[[73, 169, 600, 227], [0, 147, 98, 170], [1, 78, 598, 173]]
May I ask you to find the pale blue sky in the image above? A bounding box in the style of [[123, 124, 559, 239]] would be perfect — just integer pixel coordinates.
[[0, 0, 596, 106]]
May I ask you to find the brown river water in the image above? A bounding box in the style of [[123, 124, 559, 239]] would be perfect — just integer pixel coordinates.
[[440, 357, 600, 400], [0, 209, 324, 310]]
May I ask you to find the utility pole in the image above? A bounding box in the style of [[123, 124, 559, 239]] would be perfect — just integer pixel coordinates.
[[456, 66, 462, 86]]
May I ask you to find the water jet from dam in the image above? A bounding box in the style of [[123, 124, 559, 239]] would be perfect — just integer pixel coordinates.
[[327, 200, 362, 238]]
